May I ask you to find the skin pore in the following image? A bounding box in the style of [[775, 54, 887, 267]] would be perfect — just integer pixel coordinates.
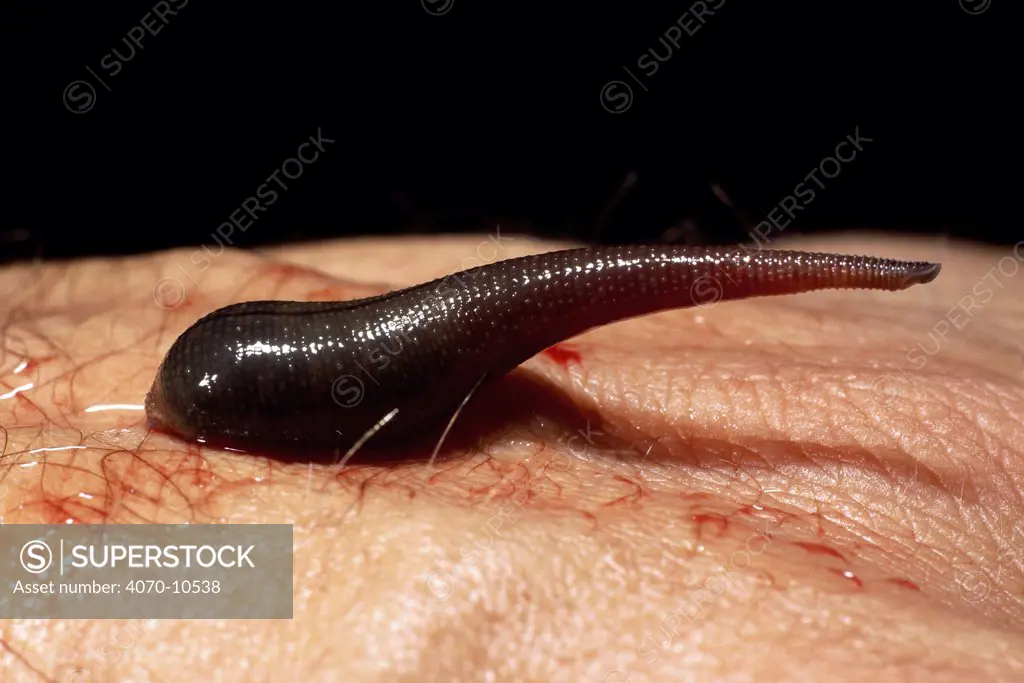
[[1, 233, 1022, 682]]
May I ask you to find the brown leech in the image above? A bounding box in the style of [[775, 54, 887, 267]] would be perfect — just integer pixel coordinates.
[[145, 245, 940, 456]]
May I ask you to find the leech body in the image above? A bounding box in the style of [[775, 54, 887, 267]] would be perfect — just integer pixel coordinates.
[[145, 245, 940, 451]]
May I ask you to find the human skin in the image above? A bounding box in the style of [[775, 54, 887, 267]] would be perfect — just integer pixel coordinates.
[[1, 233, 1022, 682]]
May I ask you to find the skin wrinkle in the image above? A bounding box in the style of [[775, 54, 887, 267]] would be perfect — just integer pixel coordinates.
[[1, 236, 1024, 681], [572, 345, 1010, 504]]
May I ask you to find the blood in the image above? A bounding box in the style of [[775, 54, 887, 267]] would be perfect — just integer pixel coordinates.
[[266, 264, 308, 279], [12, 356, 52, 375], [2, 355, 56, 391], [691, 512, 729, 539], [542, 344, 582, 369], [148, 424, 181, 441], [305, 287, 337, 300], [603, 474, 646, 506], [886, 578, 921, 592], [793, 542, 847, 562]]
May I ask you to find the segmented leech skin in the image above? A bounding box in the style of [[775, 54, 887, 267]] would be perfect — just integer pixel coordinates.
[[145, 245, 941, 451]]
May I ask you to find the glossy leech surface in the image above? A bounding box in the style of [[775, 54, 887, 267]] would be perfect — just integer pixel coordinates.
[[144, 245, 941, 452]]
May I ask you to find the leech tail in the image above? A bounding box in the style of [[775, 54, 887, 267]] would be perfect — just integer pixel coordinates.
[[697, 250, 942, 300]]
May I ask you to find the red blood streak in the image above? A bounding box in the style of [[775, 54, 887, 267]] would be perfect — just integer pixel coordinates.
[[542, 344, 582, 369], [305, 288, 336, 300], [793, 542, 846, 562], [886, 578, 921, 592], [267, 264, 306, 277], [691, 513, 729, 539], [9, 357, 54, 375], [148, 424, 178, 440]]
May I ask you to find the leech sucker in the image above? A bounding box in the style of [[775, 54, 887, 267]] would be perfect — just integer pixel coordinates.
[[145, 245, 941, 452]]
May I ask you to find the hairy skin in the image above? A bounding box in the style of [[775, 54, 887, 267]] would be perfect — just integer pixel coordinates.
[[1, 233, 1023, 682]]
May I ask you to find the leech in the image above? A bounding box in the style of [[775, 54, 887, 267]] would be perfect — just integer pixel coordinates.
[[144, 245, 941, 454]]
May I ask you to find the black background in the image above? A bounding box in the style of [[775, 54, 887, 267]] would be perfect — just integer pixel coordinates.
[[1, 0, 1014, 264]]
